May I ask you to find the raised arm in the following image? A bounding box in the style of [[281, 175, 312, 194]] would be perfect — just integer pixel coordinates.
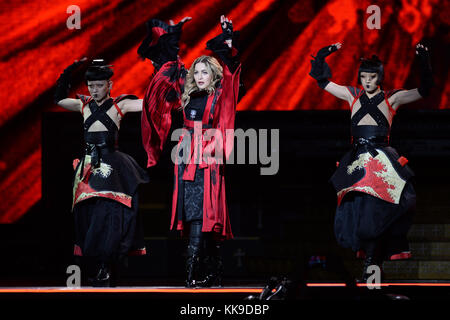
[[324, 81, 354, 103], [389, 43, 433, 110], [139, 18, 192, 167], [119, 98, 143, 113], [220, 15, 233, 49], [54, 58, 87, 112], [309, 43, 353, 105], [206, 15, 240, 74], [137, 17, 191, 71], [57, 98, 82, 112], [389, 89, 421, 110]]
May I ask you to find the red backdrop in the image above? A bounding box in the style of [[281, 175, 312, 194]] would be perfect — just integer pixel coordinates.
[[0, 0, 448, 222]]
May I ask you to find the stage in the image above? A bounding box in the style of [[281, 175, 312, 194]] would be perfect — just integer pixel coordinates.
[[0, 281, 448, 300], [0, 110, 448, 304]]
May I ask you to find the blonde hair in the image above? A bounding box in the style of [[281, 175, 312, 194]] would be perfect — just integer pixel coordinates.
[[181, 55, 223, 108]]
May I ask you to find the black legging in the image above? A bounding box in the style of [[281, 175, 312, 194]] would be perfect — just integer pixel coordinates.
[[187, 220, 203, 255], [187, 220, 220, 256]]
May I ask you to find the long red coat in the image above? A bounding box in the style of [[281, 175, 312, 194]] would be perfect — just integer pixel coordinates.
[[141, 56, 241, 240]]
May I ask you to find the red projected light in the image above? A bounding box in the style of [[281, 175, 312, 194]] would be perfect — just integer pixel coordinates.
[[0, 0, 448, 222]]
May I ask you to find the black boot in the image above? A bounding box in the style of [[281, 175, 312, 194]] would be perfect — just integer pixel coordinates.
[[197, 255, 223, 287], [361, 256, 374, 282], [360, 256, 384, 283], [258, 277, 280, 300], [197, 239, 223, 287], [185, 245, 201, 288], [89, 262, 111, 287], [265, 277, 292, 300]]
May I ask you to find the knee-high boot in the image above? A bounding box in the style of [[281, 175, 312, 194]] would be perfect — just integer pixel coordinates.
[[185, 221, 203, 288], [185, 245, 201, 287], [197, 236, 223, 287]]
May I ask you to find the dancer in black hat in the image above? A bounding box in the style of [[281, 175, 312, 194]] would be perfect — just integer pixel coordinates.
[[309, 43, 433, 281], [54, 58, 149, 286]]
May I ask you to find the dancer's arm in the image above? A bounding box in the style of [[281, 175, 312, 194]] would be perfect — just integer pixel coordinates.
[[324, 81, 354, 103], [203, 16, 242, 162], [119, 98, 143, 113], [206, 15, 241, 74], [139, 17, 191, 167], [137, 17, 191, 71], [54, 58, 87, 112], [309, 43, 353, 104], [389, 44, 433, 110]]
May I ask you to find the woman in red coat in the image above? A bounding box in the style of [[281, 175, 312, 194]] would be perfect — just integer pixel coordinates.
[[139, 15, 241, 287]]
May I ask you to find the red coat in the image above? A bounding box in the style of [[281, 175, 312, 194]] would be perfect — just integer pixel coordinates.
[[141, 58, 241, 240]]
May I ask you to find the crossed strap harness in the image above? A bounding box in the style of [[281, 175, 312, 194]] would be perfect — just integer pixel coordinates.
[[350, 91, 391, 158], [79, 98, 120, 179]]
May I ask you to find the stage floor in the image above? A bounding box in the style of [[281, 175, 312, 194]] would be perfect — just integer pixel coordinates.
[[0, 281, 448, 300]]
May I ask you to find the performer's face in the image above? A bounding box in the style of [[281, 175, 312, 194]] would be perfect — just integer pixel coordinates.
[[87, 80, 111, 102], [193, 62, 212, 90], [360, 72, 379, 93]]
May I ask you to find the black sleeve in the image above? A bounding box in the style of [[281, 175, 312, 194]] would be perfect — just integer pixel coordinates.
[[137, 19, 185, 71], [416, 46, 434, 98], [309, 45, 338, 89], [54, 60, 84, 104], [206, 31, 241, 74], [114, 94, 139, 104]]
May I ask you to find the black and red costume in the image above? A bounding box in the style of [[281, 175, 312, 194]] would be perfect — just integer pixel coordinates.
[[330, 87, 416, 265], [309, 46, 433, 280], [139, 19, 241, 286], [72, 94, 149, 259], [55, 60, 149, 286]]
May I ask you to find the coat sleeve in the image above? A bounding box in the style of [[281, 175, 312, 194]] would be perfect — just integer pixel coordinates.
[[206, 31, 240, 74], [141, 59, 186, 168], [137, 18, 185, 71], [204, 32, 242, 163], [139, 18, 190, 167]]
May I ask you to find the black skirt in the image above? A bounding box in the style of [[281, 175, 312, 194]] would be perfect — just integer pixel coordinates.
[[334, 180, 416, 259], [177, 163, 204, 222], [73, 191, 145, 262]]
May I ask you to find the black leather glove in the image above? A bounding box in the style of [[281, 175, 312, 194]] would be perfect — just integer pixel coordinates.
[[416, 44, 433, 98], [309, 44, 338, 89], [315, 44, 339, 60], [221, 20, 233, 40], [54, 60, 85, 104], [137, 18, 190, 69]]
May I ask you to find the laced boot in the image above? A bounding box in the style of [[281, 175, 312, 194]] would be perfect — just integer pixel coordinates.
[[185, 245, 201, 288]]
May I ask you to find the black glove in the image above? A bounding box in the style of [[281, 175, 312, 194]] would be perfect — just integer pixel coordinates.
[[170, 18, 190, 43], [416, 44, 433, 98], [221, 20, 233, 40], [206, 29, 240, 74], [315, 44, 339, 60], [309, 45, 338, 89], [137, 19, 189, 69], [54, 60, 85, 104]]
